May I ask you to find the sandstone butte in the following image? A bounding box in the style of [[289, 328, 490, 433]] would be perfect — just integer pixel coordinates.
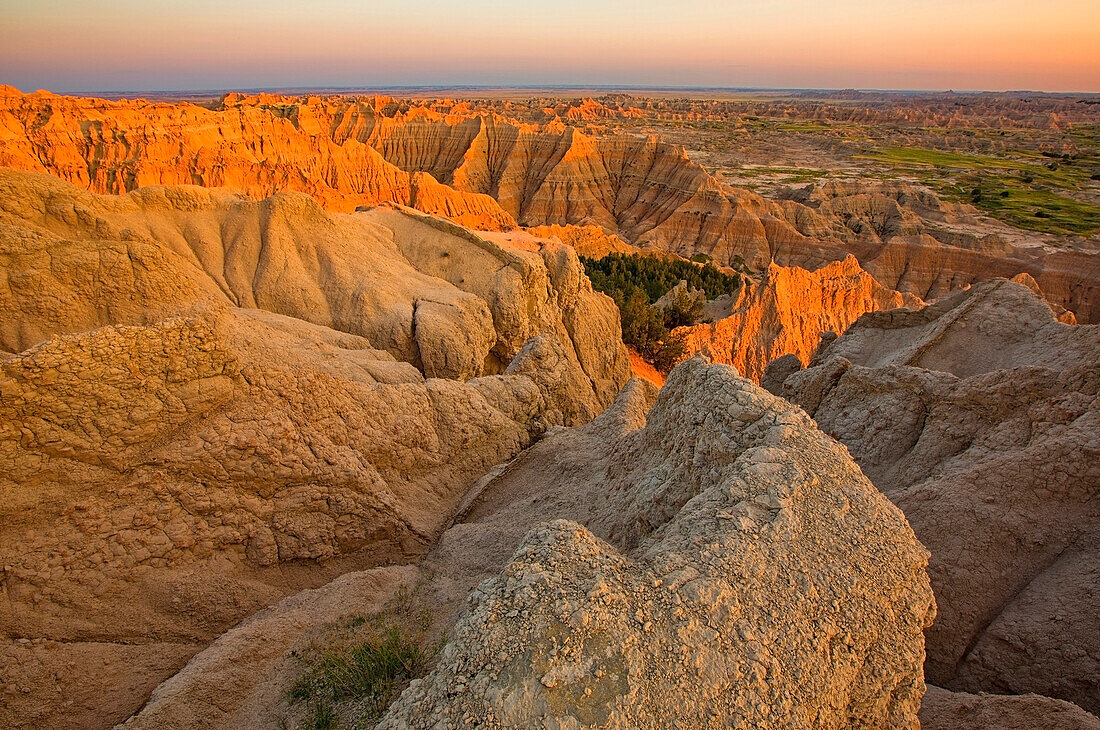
[[0, 86, 1096, 323]]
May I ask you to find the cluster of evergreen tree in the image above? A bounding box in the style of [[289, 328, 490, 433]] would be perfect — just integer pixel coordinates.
[[580, 253, 742, 373], [580, 253, 741, 303]]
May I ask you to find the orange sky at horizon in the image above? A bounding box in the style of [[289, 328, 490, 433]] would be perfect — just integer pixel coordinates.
[[2, 0, 1098, 92]]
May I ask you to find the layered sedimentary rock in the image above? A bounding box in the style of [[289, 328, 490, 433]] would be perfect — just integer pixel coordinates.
[[120, 358, 936, 729], [0, 168, 630, 729], [771, 279, 1100, 715], [2, 87, 1095, 321], [675, 256, 921, 383], [0, 87, 514, 229]]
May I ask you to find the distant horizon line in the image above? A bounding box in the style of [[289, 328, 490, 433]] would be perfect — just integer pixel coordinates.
[[13, 83, 1100, 99]]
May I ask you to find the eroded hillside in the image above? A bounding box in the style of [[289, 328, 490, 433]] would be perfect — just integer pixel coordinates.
[[0, 168, 630, 729], [770, 279, 1100, 716], [2, 86, 1096, 322]]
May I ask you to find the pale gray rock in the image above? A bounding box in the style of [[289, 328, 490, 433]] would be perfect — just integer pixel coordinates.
[[378, 357, 936, 729], [776, 278, 1100, 714]]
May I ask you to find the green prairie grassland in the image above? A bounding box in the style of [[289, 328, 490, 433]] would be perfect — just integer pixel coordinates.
[[858, 140, 1100, 235]]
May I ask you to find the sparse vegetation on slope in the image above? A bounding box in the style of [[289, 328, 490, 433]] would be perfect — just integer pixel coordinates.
[[286, 594, 437, 730]]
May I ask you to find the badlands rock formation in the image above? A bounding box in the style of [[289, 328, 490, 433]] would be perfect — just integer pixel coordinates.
[[121, 358, 936, 729], [530, 91, 1100, 131], [777, 182, 1100, 323], [0, 87, 513, 229], [771, 279, 1100, 716], [675, 255, 922, 383], [0, 168, 630, 729], [2, 88, 1095, 321]]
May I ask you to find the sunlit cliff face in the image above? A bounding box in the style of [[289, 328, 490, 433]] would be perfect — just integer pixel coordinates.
[[2, 0, 1098, 92]]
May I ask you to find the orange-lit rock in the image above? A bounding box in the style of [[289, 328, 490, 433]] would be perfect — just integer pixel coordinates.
[[0, 88, 1096, 321], [523, 223, 638, 258], [0, 89, 515, 229], [675, 256, 920, 383], [628, 347, 666, 388]]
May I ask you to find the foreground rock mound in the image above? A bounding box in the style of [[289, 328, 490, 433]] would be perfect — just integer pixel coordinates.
[[0, 169, 629, 729], [676, 255, 921, 382], [374, 358, 936, 728], [772, 279, 1100, 715]]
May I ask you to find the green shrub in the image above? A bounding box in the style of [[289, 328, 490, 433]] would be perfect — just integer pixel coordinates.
[[663, 286, 705, 329], [288, 628, 425, 713], [580, 252, 741, 303]]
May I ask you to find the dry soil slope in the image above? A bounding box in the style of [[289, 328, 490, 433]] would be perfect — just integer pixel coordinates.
[[921, 686, 1100, 730]]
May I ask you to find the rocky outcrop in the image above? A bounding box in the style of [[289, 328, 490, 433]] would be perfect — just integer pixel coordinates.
[[675, 256, 921, 383], [118, 359, 935, 728], [0, 168, 629, 399], [3, 89, 1094, 321], [0, 169, 630, 729], [773, 279, 1100, 715], [371, 357, 935, 728]]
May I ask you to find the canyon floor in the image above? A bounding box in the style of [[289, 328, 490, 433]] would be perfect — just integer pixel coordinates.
[[0, 87, 1097, 729]]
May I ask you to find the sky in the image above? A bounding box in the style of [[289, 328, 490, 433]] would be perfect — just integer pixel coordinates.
[[2, 0, 1099, 93]]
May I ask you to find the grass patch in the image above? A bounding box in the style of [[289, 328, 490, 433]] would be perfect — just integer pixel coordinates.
[[858, 146, 1095, 185], [858, 146, 1100, 235], [1067, 124, 1100, 154], [944, 175, 1100, 235], [283, 590, 437, 730], [289, 627, 427, 714]]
